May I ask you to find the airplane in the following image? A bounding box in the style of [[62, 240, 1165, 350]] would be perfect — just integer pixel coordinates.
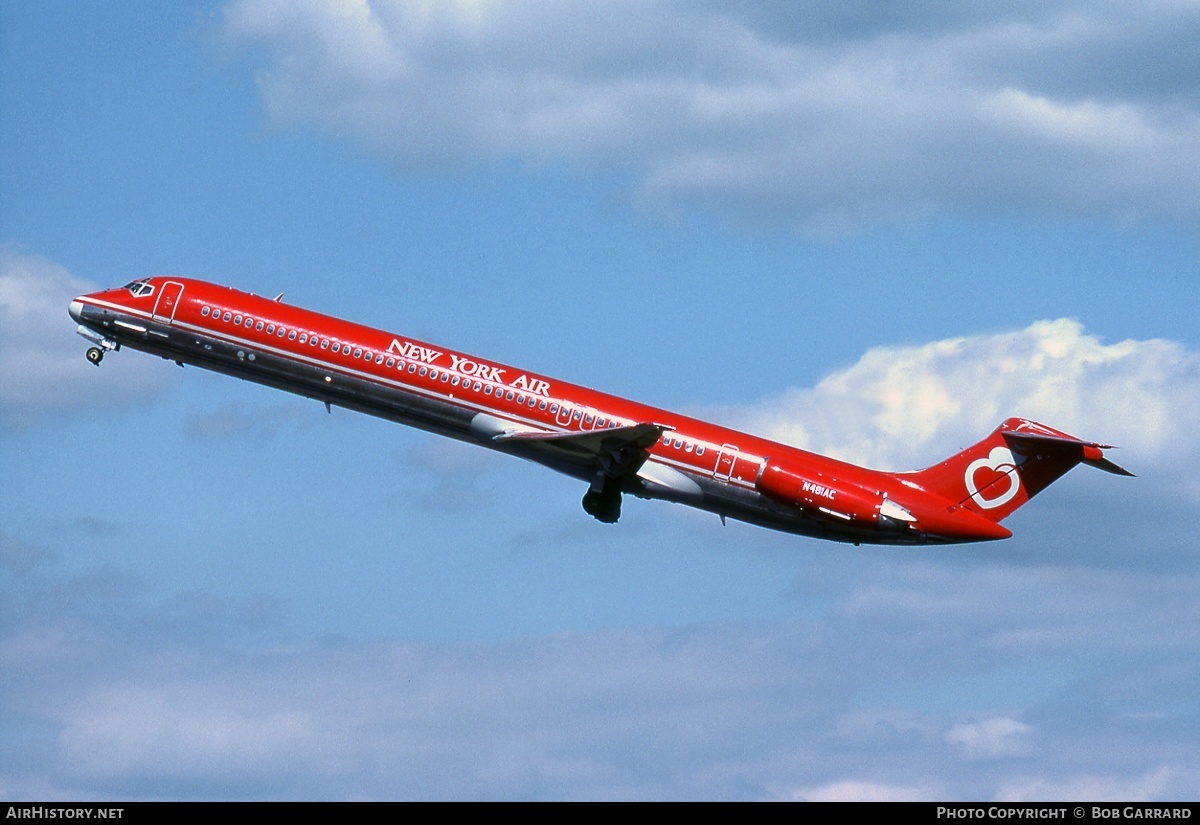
[[69, 277, 1132, 545]]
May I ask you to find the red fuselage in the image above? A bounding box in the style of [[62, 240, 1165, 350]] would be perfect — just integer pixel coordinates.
[[70, 277, 1127, 544]]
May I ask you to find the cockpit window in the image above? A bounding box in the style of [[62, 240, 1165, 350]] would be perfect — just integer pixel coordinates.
[[122, 279, 155, 298]]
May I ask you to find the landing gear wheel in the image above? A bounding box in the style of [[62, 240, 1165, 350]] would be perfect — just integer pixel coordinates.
[[582, 488, 622, 524], [86, 347, 104, 366]]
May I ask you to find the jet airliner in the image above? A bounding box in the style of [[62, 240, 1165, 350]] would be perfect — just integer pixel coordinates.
[[69, 278, 1131, 544]]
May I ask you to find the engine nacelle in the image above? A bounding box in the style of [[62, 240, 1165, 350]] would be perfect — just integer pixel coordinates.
[[756, 460, 912, 531]]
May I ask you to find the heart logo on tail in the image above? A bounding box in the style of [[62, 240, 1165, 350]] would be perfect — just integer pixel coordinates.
[[965, 447, 1020, 510]]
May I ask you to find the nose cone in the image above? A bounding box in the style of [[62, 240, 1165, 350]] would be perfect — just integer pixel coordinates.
[[69, 298, 85, 323]]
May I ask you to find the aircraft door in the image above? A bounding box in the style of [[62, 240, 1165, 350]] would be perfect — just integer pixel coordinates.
[[715, 444, 739, 481], [152, 281, 185, 324]]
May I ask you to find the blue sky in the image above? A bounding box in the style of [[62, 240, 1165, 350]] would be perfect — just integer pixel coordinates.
[[2, 0, 1199, 800]]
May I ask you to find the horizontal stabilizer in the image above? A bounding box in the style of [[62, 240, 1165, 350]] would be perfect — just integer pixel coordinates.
[[1001, 425, 1134, 477], [1082, 455, 1135, 477]]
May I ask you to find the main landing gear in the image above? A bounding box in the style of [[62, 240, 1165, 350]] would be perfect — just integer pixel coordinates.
[[582, 475, 623, 524], [86, 347, 104, 366]]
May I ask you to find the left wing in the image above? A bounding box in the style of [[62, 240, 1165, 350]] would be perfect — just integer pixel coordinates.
[[491, 421, 668, 480], [470, 413, 695, 522]]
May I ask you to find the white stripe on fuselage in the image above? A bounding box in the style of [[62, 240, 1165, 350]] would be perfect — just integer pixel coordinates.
[[79, 296, 758, 490]]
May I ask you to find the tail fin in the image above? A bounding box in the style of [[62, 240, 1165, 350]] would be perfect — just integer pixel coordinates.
[[908, 418, 1133, 523]]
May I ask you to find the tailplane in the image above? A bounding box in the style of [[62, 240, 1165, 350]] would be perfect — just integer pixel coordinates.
[[907, 418, 1133, 522]]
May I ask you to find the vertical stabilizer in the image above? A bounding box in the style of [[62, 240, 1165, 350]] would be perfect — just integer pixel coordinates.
[[907, 418, 1132, 523]]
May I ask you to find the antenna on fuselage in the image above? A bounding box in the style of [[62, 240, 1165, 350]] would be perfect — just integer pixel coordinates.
[[273, 292, 284, 302]]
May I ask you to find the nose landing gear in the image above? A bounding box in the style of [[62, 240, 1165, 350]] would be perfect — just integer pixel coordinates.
[[76, 326, 118, 366]]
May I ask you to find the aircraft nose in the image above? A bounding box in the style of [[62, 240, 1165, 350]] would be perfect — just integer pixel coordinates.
[[68, 298, 85, 323]]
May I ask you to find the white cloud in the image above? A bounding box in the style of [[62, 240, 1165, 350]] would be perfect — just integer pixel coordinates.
[[0, 247, 177, 430], [57, 682, 325, 782], [222, 0, 1200, 232], [995, 766, 1181, 803], [787, 780, 942, 801], [981, 88, 1161, 150], [5, 543, 1200, 799], [720, 319, 1200, 473], [945, 716, 1031, 758]]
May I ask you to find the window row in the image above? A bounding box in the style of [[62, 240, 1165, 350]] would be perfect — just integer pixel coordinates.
[[202, 304, 410, 364], [202, 298, 711, 457], [663, 436, 705, 456], [199, 303, 631, 431]]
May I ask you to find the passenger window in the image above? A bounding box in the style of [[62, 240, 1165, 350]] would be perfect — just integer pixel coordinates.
[[685, 443, 693, 453], [375, 354, 383, 364], [585, 414, 594, 424], [485, 386, 493, 395], [311, 337, 318, 347], [321, 339, 329, 349], [289, 330, 297, 340], [539, 400, 547, 410], [572, 410, 581, 421], [696, 446, 705, 456], [386, 358, 395, 367], [451, 376, 459, 386], [267, 324, 275, 334], [408, 364, 417, 374], [235, 315, 243, 325], [550, 404, 559, 413], [506, 391, 515, 401], [223, 312, 231, 322], [353, 348, 362, 358], [202, 306, 210, 317], [419, 367, 427, 377], [277, 327, 285, 337], [473, 381, 481, 391], [299, 333, 307, 344]]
